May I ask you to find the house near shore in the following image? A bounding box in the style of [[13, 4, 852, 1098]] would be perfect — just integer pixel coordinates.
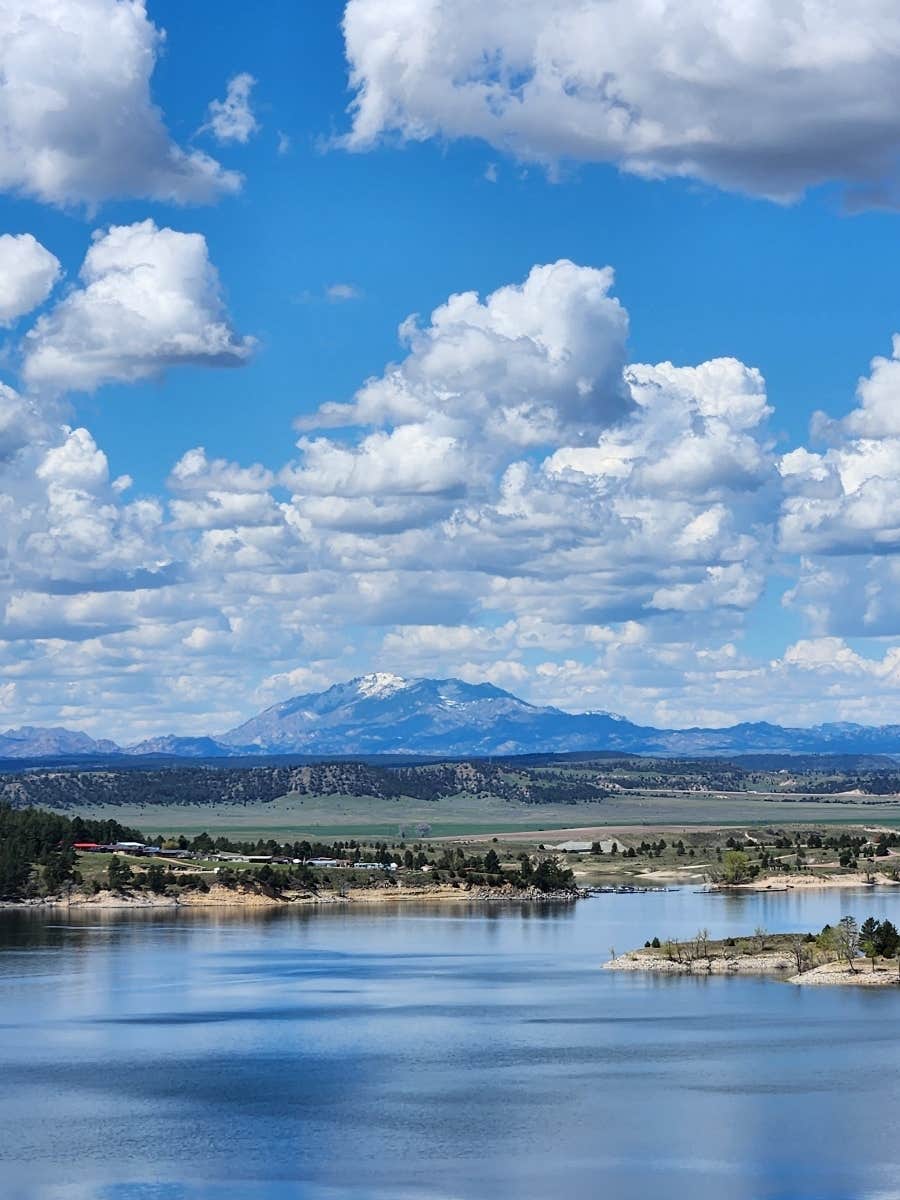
[[216, 853, 274, 863], [554, 838, 626, 854]]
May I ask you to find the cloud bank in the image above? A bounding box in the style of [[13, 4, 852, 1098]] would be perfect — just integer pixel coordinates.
[[5, 246, 900, 736]]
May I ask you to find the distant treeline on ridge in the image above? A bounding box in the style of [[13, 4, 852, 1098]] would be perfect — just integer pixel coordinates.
[[0, 760, 609, 810]]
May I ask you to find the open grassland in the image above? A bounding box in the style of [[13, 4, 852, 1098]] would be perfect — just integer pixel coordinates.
[[63, 787, 900, 841], [62, 792, 614, 840]]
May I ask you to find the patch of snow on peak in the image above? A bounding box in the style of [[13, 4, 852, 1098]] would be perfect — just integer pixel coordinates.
[[356, 673, 409, 699]]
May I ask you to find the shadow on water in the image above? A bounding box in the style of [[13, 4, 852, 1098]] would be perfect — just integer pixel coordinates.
[[3, 889, 900, 1200]]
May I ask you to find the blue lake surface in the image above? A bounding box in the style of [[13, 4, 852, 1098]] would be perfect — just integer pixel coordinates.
[[3, 888, 900, 1200]]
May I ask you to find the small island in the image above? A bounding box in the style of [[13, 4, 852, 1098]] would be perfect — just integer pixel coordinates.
[[605, 918, 900, 987]]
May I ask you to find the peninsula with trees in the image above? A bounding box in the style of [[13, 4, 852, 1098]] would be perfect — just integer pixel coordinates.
[[606, 916, 900, 986]]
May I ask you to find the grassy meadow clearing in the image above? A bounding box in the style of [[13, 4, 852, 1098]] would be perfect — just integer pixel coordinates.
[[67, 786, 900, 844]]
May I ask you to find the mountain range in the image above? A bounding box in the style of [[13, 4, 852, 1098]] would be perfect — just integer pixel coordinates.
[[4, 673, 900, 760]]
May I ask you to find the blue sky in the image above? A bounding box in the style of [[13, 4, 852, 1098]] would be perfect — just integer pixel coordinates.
[[6, 0, 900, 739]]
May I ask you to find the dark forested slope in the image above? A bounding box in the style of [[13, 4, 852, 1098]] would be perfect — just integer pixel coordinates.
[[0, 760, 608, 810]]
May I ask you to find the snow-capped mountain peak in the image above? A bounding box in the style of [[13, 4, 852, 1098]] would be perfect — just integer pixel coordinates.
[[217, 674, 638, 755], [355, 672, 409, 699]]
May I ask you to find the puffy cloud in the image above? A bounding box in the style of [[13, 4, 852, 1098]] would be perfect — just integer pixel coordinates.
[[780, 441, 900, 556], [203, 73, 259, 145], [22, 220, 255, 393], [37, 424, 108, 490], [168, 450, 283, 528], [285, 426, 467, 498], [379, 617, 647, 673], [553, 358, 772, 498], [833, 335, 900, 439], [649, 563, 765, 614], [427, 354, 776, 622], [169, 491, 282, 532], [0, 414, 176, 668], [168, 447, 274, 495], [341, 0, 900, 203], [779, 340, 900, 558], [280, 266, 776, 630], [301, 260, 631, 445], [781, 637, 892, 676], [777, 336, 900, 637], [0, 219, 262, 688], [19, 425, 165, 584], [282, 425, 469, 533], [286, 261, 640, 541], [0, 0, 239, 207], [0, 234, 60, 324]]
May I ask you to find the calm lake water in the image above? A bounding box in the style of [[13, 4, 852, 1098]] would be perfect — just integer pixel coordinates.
[[3, 888, 900, 1200]]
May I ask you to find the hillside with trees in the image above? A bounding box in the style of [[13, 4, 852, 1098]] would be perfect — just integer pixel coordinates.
[[0, 805, 143, 900], [0, 760, 608, 810]]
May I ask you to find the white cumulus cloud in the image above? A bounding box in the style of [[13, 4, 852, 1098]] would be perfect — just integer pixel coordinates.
[[0, 0, 239, 207], [779, 339, 900, 558], [778, 336, 900, 637], [302, 260, 631, 446], [285, 264, 776, 626], [341, 0, 900, 203], [0, 233, 61, 325], [22, 220, 255, 394]]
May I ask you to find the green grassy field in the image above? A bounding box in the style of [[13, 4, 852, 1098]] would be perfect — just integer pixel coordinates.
[[56, 787, 900, 841]]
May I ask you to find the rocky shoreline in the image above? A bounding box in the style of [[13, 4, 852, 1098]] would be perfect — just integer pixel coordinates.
[[0, 881, 580, 911], [605, 945, 900, 987]]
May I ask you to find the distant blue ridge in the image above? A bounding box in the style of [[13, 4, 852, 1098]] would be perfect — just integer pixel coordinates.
[[5, 673, 900, 760]]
